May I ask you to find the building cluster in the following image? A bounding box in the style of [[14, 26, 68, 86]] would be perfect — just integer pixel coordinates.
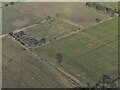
[[9, 31, 40, 47], [4, 2, 19, 7], [86, 2, 115, 15]]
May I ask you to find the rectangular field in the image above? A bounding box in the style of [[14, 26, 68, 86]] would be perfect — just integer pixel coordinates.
[[82, 17, 118, 49], [2, 3, 43, 34], [20, 2, 110, 27], [2, 2, 119, 88], [32, 17, 118, 85], [2, 2, 110, 34], [2, 36, 67, 88], [24, 18, 79, 42]]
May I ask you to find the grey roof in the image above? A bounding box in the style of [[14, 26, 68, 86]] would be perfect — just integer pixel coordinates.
[[11, 31, 40, 46]]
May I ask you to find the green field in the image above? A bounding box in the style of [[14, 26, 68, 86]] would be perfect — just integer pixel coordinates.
[[32, 17, 118, 85], [83, 17, 118, 49], [2, 2, 119, 88], [99, 2, 118, 11]]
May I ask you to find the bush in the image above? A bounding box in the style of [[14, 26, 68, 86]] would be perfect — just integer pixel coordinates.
[[10, 2, 14, 5], [4, 4, 9, 7], [110, 13, 114, 17], [74, 30, 76, 32], [40, 38, 46, 44], [46, 16, 51, 21], [22, 48, 26, 50], [96, 18, 101, 22], [56, 13, 59, 17], [54, 37, 57, 39], [49, 39, 52, 42], [50, 18, 54, 22], [56, 53, 63, 63]]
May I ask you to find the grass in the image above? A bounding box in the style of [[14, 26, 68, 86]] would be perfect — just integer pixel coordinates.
[[2, 36, 65, 88], [24, 18, 79, 41], [33, 17, 118, 85], [59, 3, 110, 27], [2, 3, 43, 34], [99, 2, 118, 11], [2, 2, 118, 87], [82, 17, 118, 49], [2, 2, 110, 35]]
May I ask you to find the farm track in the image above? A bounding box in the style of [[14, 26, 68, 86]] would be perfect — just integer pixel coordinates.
[[1, 13, 115, 87], [0, 20, 47, 38], [10, 17, 114, 86], [0, 15, 113, 39], [0, 34, 7, 38], [8, 35, 83, 87], [13, 24, 38, 33], [36, 16, 114, 49], [57, 18, 83, 28], [82, 32, 117, 50], [1, 15, 113, 39]]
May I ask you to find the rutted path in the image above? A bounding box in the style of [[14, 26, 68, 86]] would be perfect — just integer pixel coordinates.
[[9, 35, 84, 88], [2, 15, 115, 87], [0, 19, 47, 38], [37, 16, 114, 48], [57, 18, 83, 28]]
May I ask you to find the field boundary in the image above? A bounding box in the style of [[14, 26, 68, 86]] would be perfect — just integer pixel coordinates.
[[33, 16, 114, 49], [0, 19, 47, 38], [8, 35, 84, 88]]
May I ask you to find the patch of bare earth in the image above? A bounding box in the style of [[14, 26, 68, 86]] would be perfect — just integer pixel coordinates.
[[12, 19, 29, 28]]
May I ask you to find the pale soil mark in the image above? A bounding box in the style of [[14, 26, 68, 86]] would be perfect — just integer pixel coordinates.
[[36, 17, 114, 48]]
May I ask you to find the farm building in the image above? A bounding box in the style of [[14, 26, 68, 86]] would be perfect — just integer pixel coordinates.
[[9, 31, 40, 47]]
